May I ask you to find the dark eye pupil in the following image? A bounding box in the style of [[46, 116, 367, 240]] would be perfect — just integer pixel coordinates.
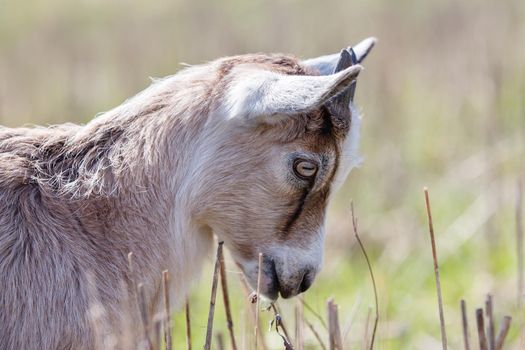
[[300, 164, 314, 171], [294, 160, 317, 178]]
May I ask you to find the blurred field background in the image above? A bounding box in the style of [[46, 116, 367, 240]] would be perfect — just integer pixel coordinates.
[[1, 0, 524, 349]]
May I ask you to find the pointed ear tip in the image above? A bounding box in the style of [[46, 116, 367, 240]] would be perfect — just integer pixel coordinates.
[[354, 38, 377, 53], [361, 37, 378, 46], [351, 37, 377, 63]]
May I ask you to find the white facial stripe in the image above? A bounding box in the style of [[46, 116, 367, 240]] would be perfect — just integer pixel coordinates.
[[332, 104, 363, 192]]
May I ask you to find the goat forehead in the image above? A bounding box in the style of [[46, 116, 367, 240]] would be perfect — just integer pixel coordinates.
[[216, 54, 308, 80]]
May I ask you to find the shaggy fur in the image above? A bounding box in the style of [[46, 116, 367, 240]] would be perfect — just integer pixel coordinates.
[[0, 53, 363, 349]]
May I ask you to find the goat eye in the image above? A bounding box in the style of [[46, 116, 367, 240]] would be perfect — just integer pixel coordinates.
[[293, 160, 317, 179]]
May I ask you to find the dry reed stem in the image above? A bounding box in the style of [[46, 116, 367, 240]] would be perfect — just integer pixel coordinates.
[[327, 299, 343, 350], [185, 299, 192, 350], [271, 303, 293, 345], [301, 299, 328, 330], [153, 314, 162, 350], [333, 302, 343, 350], [162, 270, 172, 350], [517, 180, 523, 305], [494, 316, 512, 350], [238, 270, 295, 350], [239, 276, 269, 350], [295, 296, 304, 350], [137, 283, 152, 349], [255, 252, 263, 350], [424, 188, 448, 350], [485, 295, 495, 350], [304, 317, 327, 350], [327, 299, 335, 350], [204, 241, 223, 350], [272, 311, 294, 350], [476, 308, 488, 350], [460, 299, 471, 350], [127, 252, 151, 349], [128, 252, 151, 350], [218, 247, 238, 350], [351, 201, 378, 350]]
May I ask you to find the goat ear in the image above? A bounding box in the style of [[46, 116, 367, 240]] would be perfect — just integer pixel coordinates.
[[225, 64, 362, 122], [302, 37, 377, 75]]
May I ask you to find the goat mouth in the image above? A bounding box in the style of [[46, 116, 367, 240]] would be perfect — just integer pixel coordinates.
[[260, 257, 301, 300], [234, 256, 280, 300]]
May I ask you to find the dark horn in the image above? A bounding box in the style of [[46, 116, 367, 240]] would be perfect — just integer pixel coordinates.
[[333, 49, 353, 74], [331, 48, 358, 105]]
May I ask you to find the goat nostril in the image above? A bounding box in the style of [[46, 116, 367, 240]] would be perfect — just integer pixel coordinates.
[[299, 272, 314, 293]]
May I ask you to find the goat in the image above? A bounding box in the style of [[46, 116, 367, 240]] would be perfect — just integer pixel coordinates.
[[0, 38, 376, 349]]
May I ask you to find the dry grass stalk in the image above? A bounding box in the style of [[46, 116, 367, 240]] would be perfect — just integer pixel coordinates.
[[271, 303, 293, 346], [239, 276, 269, 350], [204, 241, 224, 350], [327, 299, 343, 350], [476, 308, 488, 350], [152, 314, 163, 350], [255, 252, 263, 350], [304, 317, 327, 350], [272, 311, 294, 350], [424, 188, 448, 350], [333, 302, 343, 350], [494, 316, 512, 350], [137, 283, 152, 349], [460, 299, 471, 350], [295, 296, 304, 350], [517, 180, 524, 305], [185, 299, 192, 350], [269, 303, 294, 350], [128, 252, 151, 349], [351, 201, 378, 350], [162, 270, 172, 350], [485, 295, 495, 350], [128, 252, 151, 350], [218, 247, 238, 350], [327, 299, 335, 350]]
